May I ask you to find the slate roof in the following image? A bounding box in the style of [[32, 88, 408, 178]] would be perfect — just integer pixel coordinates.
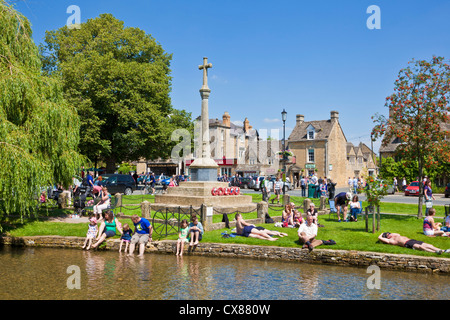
[[288, 119, 335, 141]]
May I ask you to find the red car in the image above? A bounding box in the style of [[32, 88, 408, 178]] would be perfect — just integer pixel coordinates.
[[404, 181, 420, 196]]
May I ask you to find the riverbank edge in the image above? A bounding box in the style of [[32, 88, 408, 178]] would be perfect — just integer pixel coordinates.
[[1, 235, 450, 274]]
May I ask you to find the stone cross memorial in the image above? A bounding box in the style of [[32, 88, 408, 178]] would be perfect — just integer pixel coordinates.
[[189, 57, 219, 182], [153, 57, 256, 221]]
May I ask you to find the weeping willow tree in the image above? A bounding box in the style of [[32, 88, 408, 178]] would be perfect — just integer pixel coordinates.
[[0, 1, 84, 219]]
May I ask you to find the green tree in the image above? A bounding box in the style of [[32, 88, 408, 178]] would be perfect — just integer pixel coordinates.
[[0, 1, 84, 219], [372, 57, 450, 218], [40, 14, 192, 172]]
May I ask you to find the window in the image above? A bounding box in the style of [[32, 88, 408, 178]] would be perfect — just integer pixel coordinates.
[[308, 149, 315, 163], [239, 147, 245, 159], [221, 167, 231, 176], [306, 125, 315, 140]]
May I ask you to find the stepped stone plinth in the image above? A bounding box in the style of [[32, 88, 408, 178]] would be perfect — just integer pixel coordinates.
[[153, 181, 257, 214]]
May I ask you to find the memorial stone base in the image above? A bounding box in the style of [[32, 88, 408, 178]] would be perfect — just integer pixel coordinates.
[[154, 181, 257, 214]]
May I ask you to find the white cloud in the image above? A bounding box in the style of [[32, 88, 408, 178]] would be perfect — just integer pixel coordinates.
[[263, 118, 280, 123]]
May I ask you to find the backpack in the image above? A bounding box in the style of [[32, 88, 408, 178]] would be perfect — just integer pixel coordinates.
[[265, 213, 274, 224]]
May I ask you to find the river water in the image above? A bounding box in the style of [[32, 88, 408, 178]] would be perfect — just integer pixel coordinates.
[[0, 246, 448, 300]]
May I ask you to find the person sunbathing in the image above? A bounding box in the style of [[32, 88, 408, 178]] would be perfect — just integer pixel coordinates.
[[378, 232, 450, 254], [234, 213, 287, 241]]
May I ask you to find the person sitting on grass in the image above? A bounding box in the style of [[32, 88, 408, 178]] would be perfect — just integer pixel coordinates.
[[441, 214, 450, 233], [378, 232, 450, 255], [282, 204, 294, 228], [423, 208, 449, 237], [235, 213, 287, 241], [291, 203, 303, 227], [298, 215, 323, 252], [306, 202, 319, 225]]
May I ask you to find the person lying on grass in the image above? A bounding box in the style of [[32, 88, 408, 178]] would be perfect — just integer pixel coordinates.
[[378, 232, 450, 255], [235, 213, 288, 241]]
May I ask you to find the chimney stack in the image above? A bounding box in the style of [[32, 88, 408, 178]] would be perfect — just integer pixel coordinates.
[[296, 114, 304, 125], [222, 111, 231, 127], [330, 111, 339, 122], [244, 117, 250, 132]]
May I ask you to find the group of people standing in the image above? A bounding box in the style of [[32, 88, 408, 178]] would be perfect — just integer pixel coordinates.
[[298, 175, 338, 200]]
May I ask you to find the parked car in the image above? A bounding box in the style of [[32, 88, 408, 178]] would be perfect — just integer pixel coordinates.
[[267, 177, 292, 192], [136, 174, 146, 184], [378, 180, 395, 195], [155, 175, 170, 185], [404, 181, 420, 196], [98, 174, 136, 195], [161, 177, 171, 186], [445, 183, 450, 198], [238, 177, 252, 189], [251, 176, 266, 191]]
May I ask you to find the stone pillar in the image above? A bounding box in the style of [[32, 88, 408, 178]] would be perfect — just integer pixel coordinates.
[[201, 205, 213, 231], [319, 196, 327, 211], [303, 198, 311, 213], [58, 192, 68, 209], [115, 193, 123, 214], [282, 194, 290, 206], [257, 201, 268, 223], [141, 201, 151, 219]]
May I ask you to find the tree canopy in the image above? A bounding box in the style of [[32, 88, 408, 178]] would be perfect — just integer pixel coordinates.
[[0, 1, 84, 218], [372, 56, 450, 217], [40, 13, 193, 172]]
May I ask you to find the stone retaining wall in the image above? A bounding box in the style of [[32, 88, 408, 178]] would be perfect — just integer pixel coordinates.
[[1, 235, 450, 274]]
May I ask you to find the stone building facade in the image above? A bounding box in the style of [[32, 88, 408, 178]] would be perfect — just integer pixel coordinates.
[[287, 111, 377, 187], [184, 112, 280, 178]]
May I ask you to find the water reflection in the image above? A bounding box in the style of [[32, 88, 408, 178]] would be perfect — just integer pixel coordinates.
[[0, 246, 448, 300]]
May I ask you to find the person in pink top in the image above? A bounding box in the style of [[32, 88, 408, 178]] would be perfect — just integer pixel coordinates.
[[423, 208, 449, 237]]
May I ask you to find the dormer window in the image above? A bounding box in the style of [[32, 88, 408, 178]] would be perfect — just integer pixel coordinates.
[[307, 125, 315, 140]]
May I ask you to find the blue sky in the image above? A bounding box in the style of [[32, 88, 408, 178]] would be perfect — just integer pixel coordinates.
[[11, 0, 450, 152]]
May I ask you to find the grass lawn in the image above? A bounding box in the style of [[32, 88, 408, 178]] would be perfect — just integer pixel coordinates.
[[2, 193, 450, 258]]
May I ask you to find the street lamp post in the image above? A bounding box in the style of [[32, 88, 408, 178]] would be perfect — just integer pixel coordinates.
[[281, 109, 287, 195]]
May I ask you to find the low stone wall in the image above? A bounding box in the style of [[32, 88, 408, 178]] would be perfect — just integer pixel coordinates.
[[1, 235, 450, 274]]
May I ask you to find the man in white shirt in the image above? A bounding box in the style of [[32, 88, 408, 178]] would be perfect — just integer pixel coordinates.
[[271, 177, 282, 204], [298, 215, 323, 252]]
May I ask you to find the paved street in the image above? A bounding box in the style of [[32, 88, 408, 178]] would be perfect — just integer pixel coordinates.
[[134, 185, 449, 206]]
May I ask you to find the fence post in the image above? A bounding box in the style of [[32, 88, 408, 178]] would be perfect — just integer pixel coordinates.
[[303, 198, 311, 213], [282, 194, 290, 206], [141, 201, 151, 219], [201, 205, 213, 231], [58, 192, 68, 209], [257, 201, 268, 223], [116, 193, 123, 214], [319, 196, 327, 211]]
